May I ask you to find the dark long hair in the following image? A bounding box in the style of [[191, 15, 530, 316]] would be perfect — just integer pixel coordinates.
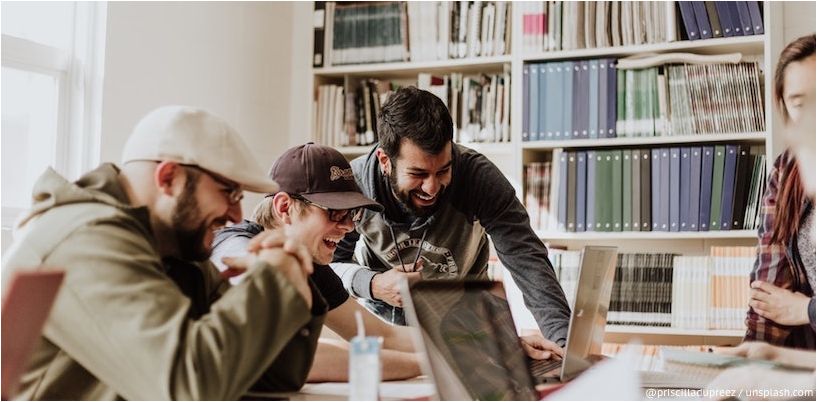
[[770, 34, 815, 245]]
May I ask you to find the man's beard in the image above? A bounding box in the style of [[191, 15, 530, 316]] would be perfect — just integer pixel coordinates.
[[170, 174, 211, 262], [388, 168, 444, 218]]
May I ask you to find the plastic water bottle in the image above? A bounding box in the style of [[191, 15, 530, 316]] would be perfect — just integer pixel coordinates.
[[349, 311, 382, 401]]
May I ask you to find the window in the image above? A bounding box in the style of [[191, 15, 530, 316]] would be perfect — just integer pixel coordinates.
[[1, 2, 107, 234]]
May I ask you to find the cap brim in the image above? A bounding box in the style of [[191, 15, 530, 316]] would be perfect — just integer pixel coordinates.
[[302, 191, 384, 212], [238, 176, 279, 194]]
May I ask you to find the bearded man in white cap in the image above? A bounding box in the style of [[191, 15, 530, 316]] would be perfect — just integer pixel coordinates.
[[1, 106, 324, 400]]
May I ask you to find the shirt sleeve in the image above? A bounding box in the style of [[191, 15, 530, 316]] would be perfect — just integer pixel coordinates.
[[465, 153, 571, 345], [311, 264, 350, 310], [745, 152, 796, 345]]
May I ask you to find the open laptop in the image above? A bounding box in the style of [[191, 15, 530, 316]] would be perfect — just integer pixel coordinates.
[[401, 245, 618, 400], [1, 270, 65, 400]]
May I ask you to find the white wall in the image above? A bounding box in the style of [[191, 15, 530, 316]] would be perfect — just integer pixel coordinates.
[[100, 1, 296, 214]]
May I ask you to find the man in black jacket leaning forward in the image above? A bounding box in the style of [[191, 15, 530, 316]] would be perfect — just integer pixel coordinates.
[[331, 86, 571, 353]]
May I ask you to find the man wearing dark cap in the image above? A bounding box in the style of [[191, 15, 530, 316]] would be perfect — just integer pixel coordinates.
[[212, 142, 421, 382], [1, 106, 323, 400]]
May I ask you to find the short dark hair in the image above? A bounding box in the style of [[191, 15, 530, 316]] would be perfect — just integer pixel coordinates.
[[377, 86, 453, 158]]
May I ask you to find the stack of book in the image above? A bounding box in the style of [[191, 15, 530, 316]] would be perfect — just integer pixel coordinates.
[[314, 80, 394, 148], [673, 246, 755, 330], [676, 1, 764, 41], [420, 70, 511, 144], [313, 1, 512, 67], [551, 247, 755, 329], [520, 1, 672, 54], [524, 145, 767, 233], [522, 59, 764, 141]]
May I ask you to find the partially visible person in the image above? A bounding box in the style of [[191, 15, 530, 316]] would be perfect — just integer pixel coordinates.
[[211, 143, 421, 382], [745, 34, 816, 349], [1, 106, 323, 400], [716, 341, 815, 370]]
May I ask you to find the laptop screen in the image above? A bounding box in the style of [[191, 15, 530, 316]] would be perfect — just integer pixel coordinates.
[[407, 280, 538, 401]]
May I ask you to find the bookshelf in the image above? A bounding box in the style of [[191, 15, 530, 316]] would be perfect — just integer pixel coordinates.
[[309, 1, 780, 345]]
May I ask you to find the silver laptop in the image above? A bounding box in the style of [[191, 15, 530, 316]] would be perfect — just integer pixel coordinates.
[[401, 246, 618, 400]]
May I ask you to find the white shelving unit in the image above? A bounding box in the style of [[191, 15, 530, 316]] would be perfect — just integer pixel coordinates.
[[310, 2, 781, 346]]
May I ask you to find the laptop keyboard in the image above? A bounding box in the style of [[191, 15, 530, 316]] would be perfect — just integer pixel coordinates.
[[529, 358, 562, 379]]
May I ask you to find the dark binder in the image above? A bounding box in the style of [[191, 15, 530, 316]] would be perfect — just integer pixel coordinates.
[[522, 64, 530, 141], [313, 2, 327, 67], [746, 1, 764, 35], [623, 151, 632, 231], [735, 1, 754, 35], [651, 149, 661, 231], [709, 145, 726, 231], [567, 153, 578, 232], [587, 150, 597, 231], [688, 147, 703, 231], [632, 149, 642, 232], [641, 150, 652, 231], [730, 145, 752, 229], [704, 1, 724, 37], [607, 59, 618, 138], [612, 150, 623, 232], [699, 146, 715, 231], [726, 1, 745, 36], [714, 1, 735, 37], [679, 147, 691, 231], [669, 148, 681, 232], [588, 60, 600, 139], [558, 151, 568, 231], [659, 149, 670, 232], [719, 145, 738, 230], [691, 2, 713, 39], [577, 151, 587, 232], [551, 63, 564, 140], [678, 1, 700, 40]]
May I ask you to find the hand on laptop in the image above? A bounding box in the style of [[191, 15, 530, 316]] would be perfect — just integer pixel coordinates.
[[520, 334, 564, 360], [371, 261, 424, 307]]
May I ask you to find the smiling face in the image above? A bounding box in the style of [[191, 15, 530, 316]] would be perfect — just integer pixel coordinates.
[[274, 193, 355, 265], [171, 166, 243, 261], [783, 55, 816, 197], [378, 139, 453, 217]]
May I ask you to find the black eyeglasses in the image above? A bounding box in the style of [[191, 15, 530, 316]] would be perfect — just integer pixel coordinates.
[[291, 194, 364, 223], [182, 165, 244, 205]]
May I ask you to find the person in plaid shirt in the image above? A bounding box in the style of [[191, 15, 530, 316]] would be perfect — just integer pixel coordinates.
[[745, 34, 816, 349]]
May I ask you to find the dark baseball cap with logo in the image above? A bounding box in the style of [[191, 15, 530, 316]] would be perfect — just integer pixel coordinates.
[[269, 142, 383, 212]]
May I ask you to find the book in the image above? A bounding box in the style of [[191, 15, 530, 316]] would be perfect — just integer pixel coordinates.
[[704, 2, 723, 38], [622, 151, 632, 231], [699, 146, 715, 231], [709, 145, 726, 231], [522, 64, 530, 141], [714, 1, 735, 37], [640, 149, 652, 231], [691, 2, 713, 39], [632, 149, 642, 231], [577, 151, 587, 232], [651, 149, 662, 231], [677, 1, 700, 40], [735, 0, 755, 35], [746, 1, 764, 35], [669, 148, 681, 232], [567, 152, 577, 232], [612, 150, 623, 232], [313, 2, 327, 67], [720, 145, 739, 230], [558, 150, 569, 231], [731, 145, 752, 229], [586, 150, 597, 232], [659, 148, 671, 231], [529, 63, 540, 141], [679, 148, 691, 231], [688, 147, 703, 231]]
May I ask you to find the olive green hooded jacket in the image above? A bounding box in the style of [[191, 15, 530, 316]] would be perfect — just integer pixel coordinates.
[[1, 164, 325, 400]]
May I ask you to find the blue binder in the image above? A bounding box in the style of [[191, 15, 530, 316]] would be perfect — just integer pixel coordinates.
[[699, 146, 715, 231], [669, 148, 681, 232], [679, 147, 691, 231], [651, 149, 661, 231], [522, 64, 530, 141], [692, 2, 713, 39], [720, 145, 739, 230]]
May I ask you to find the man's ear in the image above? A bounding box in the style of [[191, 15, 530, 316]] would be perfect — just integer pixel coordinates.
[[375, 148, 392, 176], [272, 193, 294, 225], [154, 161, 182, 196]]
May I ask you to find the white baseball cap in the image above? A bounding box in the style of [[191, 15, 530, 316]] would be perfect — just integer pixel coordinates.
[[122, 105, 278, 193]]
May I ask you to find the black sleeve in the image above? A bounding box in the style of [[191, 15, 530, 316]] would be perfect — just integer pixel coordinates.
[[461, 152, 571, 345], [311, 264, 350, 310]]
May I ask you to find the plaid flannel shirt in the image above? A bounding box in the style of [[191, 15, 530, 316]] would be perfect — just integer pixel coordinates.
[[744, 151, 815, 347]]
